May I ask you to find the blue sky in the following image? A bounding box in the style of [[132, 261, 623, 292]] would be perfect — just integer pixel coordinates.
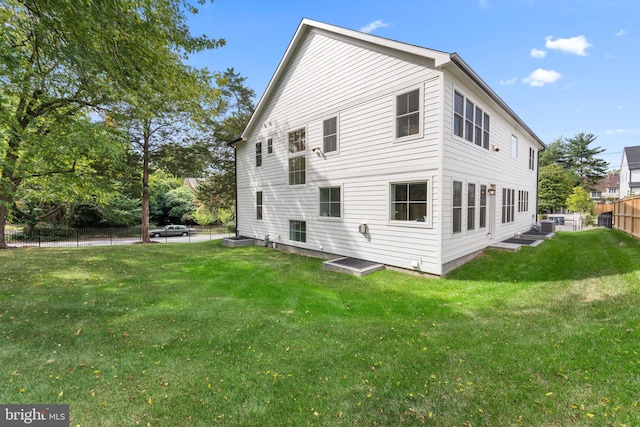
[[187, 0, 640, 170]]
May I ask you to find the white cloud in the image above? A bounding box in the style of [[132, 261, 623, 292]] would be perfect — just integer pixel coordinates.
[[616, 29, 628, 37], [530, 48, 547, 59], [500, 77, 517, 85], [606, 129, 633, 135], [359, 20, 390, 34], [545, 35, 592, 56], [523, 69, 562, 87]]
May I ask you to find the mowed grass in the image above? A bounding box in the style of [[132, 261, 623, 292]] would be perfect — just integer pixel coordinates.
[[1, 228, 639, 426]]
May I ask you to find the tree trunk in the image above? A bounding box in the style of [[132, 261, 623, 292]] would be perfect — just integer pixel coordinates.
[[140, 123, 151, 243], [0, 202, 8, 249]]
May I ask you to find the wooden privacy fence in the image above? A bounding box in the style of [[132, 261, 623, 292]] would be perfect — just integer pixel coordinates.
[[593, 204, 614, 215], [613, 196, 640, 238]]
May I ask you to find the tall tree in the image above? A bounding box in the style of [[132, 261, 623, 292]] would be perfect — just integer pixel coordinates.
[[0, 0, 224, 248], [196, 68, 255, 216], [538, 164, 575, 213], [114, 67, 222, 242], [539, 137, 565, 168], [559, 132, 609, 190]]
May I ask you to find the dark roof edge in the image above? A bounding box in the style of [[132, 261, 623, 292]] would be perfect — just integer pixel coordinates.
[[449, 53, 546, 149], [228, 136, 243, 147]]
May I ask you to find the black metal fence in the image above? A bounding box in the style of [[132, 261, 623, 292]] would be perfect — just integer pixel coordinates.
[[3, 225, 227, 248]]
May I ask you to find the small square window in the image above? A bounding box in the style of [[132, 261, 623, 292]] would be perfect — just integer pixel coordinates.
[[391, 182, 428, 222], [289, 220, 306, 242], [320, 187, 341, 218]]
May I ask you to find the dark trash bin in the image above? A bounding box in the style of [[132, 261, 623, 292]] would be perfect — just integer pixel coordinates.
[[598, 211, 613, 229]]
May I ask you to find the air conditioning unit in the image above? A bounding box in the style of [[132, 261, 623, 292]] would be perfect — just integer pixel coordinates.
[[539, 220, 555, 233]]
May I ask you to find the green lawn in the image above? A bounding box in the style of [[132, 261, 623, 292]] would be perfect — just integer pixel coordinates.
[[1, 228, 639, 426]]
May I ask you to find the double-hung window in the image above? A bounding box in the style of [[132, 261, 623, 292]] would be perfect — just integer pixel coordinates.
[[289, 220, 306, 242], [288, 128, 306, 185], [319, 187, 341, 218], [255, 142, 262, 167], [267, 138, 273, 154], [396, 89, 420, 138], [529, 147, 535, 170], [502, 188, 515, 223], [467, 183, 476, 230], [518, 190, 529, 212], [256, 191, 263, 220], [452, 181, 462, 233], [391, 182, 428, 222], [453, 91, 490, 149], [323, 117, 338, 153], [479, 185, 487, 229]]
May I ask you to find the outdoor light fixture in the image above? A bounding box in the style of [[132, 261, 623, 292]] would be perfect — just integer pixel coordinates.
[[491, 144, 500, 152], [488, 188, 496, 196]]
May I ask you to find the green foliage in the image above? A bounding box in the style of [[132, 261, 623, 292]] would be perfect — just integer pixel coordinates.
[[0, 0, 225, 246], [2, 229, 640, 425], [196, 68, 256, 213], [193, 204, 217, 225], [538, 164, 575, 213], [566, 186, 594, 213], [553, 133, 609, 190]]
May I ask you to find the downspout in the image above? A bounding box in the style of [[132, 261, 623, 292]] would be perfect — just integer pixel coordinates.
[[230, 136, 243, 237]]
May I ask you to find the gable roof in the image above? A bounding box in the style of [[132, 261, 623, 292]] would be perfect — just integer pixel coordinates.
[[594, 173, 620, 191], [623, 146, 640, 169], [235, 18, 545, 149]]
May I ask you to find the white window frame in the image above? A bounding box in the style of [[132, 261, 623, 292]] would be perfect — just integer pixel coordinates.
[[452, 180, 463, 234], [394, 86, 423, 142], [453, 88, 490, 149], [255, 142, 262, 167], [318, 186, 342, 220], [388, 180, 432, 227], [288, 127, 307, 186], [529, 147, 535, 170], [267, 138, 273, 154], [256, 191, 263, 220], [502, 188, 515, 223], [322, 116, 339, 154], [479, 185, 487, 229], [511, 135, 518, 158], [289, 220, 307, 243], [467, 183, 476, 231]]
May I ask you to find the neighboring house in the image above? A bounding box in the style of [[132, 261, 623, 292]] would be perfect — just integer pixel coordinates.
[[620, 146, 640, 197], [231, 19, 545, 276], [590, 173, 620, 202]]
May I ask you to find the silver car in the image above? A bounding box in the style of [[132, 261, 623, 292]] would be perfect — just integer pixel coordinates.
[[149, 225, 197, 237]]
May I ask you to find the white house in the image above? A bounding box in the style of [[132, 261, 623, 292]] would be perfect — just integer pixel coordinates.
[[231, 19, 545, 276], [620, 146, 640, 197]]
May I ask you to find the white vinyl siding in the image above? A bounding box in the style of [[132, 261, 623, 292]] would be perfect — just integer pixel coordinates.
[[236, 26, 540, 275]]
